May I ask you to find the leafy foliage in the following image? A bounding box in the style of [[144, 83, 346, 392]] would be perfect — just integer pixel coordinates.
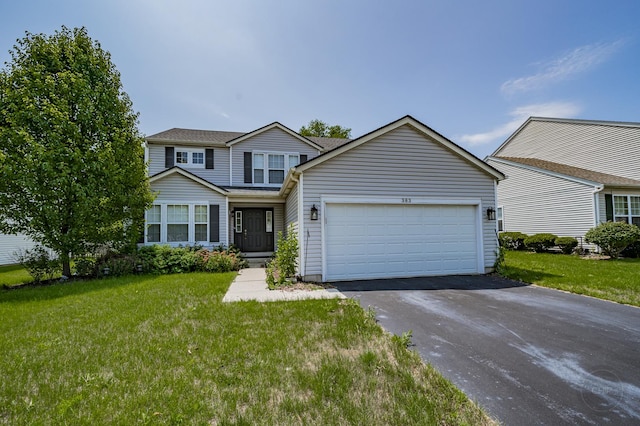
[[266, 224, 299, 288], [299, 119, 351, 139], [0, 27, 154, 277], [555, 236, 578, 254], [585, 221, 640, 259], [136, 244, 245, 275], [13, 246, 60, 282], [524, 233, 558, 253], [498, 231, 528, 250]]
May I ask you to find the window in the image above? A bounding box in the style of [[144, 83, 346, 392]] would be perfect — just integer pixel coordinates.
[[266, 210, 273, 233], [497, 206, 504, 232], [147, 205, 161, 242], [175, 148, 205, 168], [195, 205, 208, 241], [614, 195, 640, 226], [235, 210, 243, 231], [167, 205, 189, 242], [253, 152, 300, 185]]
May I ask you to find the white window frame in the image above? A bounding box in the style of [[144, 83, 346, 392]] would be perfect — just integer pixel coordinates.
[[497, 206, 504, 232], [252, 151, 301, 186], [175, 147, 205, 168], [146, 205, 161, 243], [266, 210, 273, 233], [145, 202, 210, 245], [167, 204, 190, 242], [235, 211, 243, 232], [613, 195, 640, 226]]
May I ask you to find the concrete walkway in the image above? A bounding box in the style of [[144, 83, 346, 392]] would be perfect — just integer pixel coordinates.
[[222, 268, 345, 302]]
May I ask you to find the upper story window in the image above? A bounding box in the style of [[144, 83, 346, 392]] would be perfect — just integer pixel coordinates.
[[175, 148, 205, 168], [614, 195, 640, 226], [253, 152, 300, 185]]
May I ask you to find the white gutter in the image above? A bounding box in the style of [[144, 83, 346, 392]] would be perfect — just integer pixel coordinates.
[[592, 184, 604, 226], [229, 146, 233, 186]]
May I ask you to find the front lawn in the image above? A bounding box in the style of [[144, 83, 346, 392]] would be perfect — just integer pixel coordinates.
[[0, 272, 492, 425], [500, 251, 640, 306], [0, 264, 32, 287]]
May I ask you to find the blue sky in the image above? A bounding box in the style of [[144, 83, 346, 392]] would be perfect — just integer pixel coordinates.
[[1, 0, 639, 158]]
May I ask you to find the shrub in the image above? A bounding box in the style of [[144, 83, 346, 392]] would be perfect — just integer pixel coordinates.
[[266, 224, 299, 289], [524, 233, 558, 253], [555, 236, 578, 255], [74, 257, 98, 277], [498, 232, 528, 250], [95, 253, 139, 277], [585, 221, 640, 259], [137, 244, 246, 274], [196, 248, 246, 272], [13, 246, 60, 282]]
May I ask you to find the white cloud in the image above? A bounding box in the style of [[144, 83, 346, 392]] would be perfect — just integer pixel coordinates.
[[459, 102, 582, 146], [501, 40, 624, 95]]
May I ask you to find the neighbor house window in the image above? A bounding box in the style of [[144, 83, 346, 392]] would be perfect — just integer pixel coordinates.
[[194, 205, 208, 241], [614, 195, 640, 226], [253, 152, 300, 185], [497, 206, 504, 232], [175, 148, 205, 168], [167, 205, 189, 242], [147, 205, 161, 243]]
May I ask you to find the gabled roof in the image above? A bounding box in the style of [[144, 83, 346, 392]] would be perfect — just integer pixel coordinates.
[[491, 116, 640, 157], [149, 167, 228, 195], [490, 156, 640, 187], [225, 122, 324, 150], [294, 115, 505, 180]]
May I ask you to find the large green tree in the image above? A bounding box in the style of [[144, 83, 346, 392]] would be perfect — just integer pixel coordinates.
[[299, 119, 351, 139], [0, 27, 154, 276]]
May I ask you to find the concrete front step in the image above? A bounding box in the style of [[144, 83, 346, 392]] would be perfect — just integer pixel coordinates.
[[244, 257, 271, 268]]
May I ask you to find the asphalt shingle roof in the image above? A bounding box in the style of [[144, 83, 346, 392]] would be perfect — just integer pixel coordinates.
[[146, 128, 352, 151], [497, 156, 640, 187]]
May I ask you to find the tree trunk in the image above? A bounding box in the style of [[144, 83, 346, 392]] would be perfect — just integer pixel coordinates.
[[62, 258, 71, 278]]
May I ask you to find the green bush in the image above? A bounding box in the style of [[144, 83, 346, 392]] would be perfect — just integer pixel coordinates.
[[196, 248, 245, 272], [555, 236, 578, 254], [498, 232, 528, 250], [585, 221, 640, 259], [621, 240, 640, 258], [95, 253, 139, 277], [74, 257, 98, 277], [13, 246, 60, 282], [266, 224, 299, 289], [524, 233, 558, 253], [137, 244, 245, 274]]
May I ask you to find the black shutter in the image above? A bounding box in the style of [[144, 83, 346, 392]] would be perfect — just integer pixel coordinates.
[[244, 152, 252, 183], [300, 154, 308, 164], [205, 149, 214, 169], [605, 194, 614, 222], [209, 205, 220, 242], [165, 147, 174, 168]]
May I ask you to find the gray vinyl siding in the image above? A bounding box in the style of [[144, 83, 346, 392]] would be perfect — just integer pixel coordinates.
[[489, 159, 596, 239], [497, 120, 640, 180], [231, 128, 320, 186], [151, 173, 228, 245], [148, 143, 230, 185], [0, 233, 40, 265], [285, 183, 299, 228], [301, 125, 498, 279]]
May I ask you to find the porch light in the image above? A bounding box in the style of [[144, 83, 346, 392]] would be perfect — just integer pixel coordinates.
[[487, 207, 496, 221], [310, 204, 319, 221]]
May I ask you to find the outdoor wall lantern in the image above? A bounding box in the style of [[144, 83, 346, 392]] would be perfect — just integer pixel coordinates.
[[310, 204, 319, 221], [487, 207, 496, 221]]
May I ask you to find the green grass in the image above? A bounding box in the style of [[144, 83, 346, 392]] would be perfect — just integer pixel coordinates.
[[0, 273, 492, 425], [501, 250, 640, 306], [0, 264, 32, 287]]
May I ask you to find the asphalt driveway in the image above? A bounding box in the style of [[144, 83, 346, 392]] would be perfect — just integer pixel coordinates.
[[337, 275, 640, 425]]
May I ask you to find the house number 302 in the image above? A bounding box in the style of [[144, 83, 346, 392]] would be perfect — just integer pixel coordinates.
[[401, 198, 412, 203]]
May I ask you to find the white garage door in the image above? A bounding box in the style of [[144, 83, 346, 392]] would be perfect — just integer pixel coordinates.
[[325, 203, 480, 281]]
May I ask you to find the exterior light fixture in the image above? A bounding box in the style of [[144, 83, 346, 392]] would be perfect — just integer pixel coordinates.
[[487, 207, 496, 221], [310, 204, 319, 221]]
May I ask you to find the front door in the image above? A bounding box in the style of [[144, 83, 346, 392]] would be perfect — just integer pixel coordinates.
[[234, 208, 274, 252]]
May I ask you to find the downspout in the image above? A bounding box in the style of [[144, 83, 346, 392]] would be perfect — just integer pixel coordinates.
[[592, 184, 604, 226], [290, 173, 304, 279]]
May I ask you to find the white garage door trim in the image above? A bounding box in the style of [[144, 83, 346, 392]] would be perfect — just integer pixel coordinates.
[[321, 196, 484, 281]]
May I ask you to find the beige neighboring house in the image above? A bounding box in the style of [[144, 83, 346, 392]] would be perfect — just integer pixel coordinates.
[[145, 115, 503, 282], [486, 117, 640, 246]]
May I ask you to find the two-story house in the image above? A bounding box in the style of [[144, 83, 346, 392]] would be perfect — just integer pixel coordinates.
[[145, 115, 504, 282]]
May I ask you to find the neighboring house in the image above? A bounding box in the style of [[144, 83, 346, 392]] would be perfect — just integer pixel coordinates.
[[145, 115, 504, 282], [486, 117, 640, 246], [0, 233, 39, 265]]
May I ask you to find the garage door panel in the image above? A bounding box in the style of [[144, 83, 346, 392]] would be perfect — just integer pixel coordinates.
[[325, 203, 480, 281]]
